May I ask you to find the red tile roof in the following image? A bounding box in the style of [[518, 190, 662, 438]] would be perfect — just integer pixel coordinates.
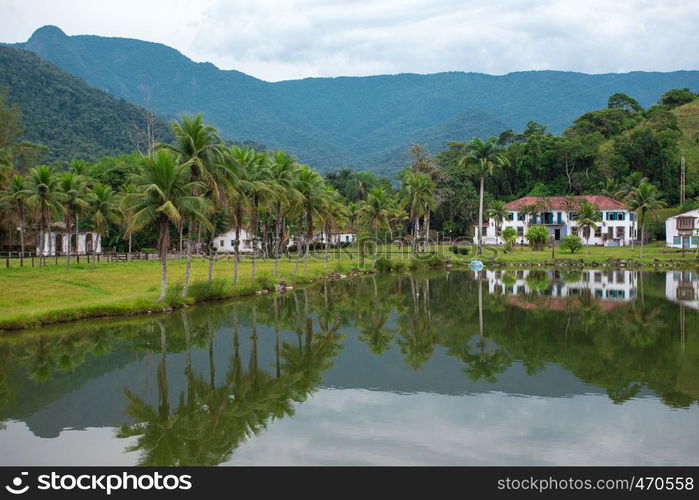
[[503, 195, 628, 211]]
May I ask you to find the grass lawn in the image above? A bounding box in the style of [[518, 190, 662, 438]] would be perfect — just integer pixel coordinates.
[[0, 255, 360, 331]]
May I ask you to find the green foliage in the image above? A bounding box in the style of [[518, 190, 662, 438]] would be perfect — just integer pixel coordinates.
[[0, 46, 172, 163], [374, 256, 393, 272], [449, 245, 471, 255], [526, 225, 549, 251], [560, 234, 583, 254], [501, 226, 517, 253], [658, 88, 696, 109]]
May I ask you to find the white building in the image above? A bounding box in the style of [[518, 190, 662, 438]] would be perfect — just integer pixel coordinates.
[[36, 231, 102, 256], [212, 229, 259, 253], [665, 271, 699, 310], [287, 232, 357, 248], [665, 209, 699, 249], [486, 269, 637, 302], [477, 195, 637, 246]]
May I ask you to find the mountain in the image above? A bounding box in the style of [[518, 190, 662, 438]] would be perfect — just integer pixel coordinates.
[[12, 26, 699, 175], [0, 43, 171, 163]]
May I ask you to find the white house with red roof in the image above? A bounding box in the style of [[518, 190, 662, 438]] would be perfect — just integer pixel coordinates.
[[477, 195, 637, 246]]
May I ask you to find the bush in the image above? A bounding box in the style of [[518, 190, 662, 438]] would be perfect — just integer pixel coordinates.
[[254, 272, 275, 290], [526, 225, 549, 251], [560, 235, 583, 254], [287, 244, 298, 253], [501, 227, 517, 253], [375, 256, 393, 272], [449, 245, 470, 255]]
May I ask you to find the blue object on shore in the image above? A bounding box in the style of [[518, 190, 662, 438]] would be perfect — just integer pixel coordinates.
[[469, 259, 484, 270]]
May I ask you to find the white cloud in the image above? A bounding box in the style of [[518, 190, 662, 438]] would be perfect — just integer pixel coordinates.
[[1, 0, 698, 81]]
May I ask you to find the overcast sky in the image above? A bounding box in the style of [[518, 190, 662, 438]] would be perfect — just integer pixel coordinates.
[[1, 0, 698, 81]]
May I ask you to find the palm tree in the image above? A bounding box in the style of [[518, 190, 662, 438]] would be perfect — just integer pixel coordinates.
[[90, 183, 122, 261], [625, 181, 666, 258], [295, 165, 327, 272], [458, 138, 509, 255], [58, 172, 90, 269], [359, 187, 395, 267], [269, 150, 300, 276], [575, 201, 603, 256], [26, 165, 65, 267], [118, 184, 138, 259], [486, 200, 508, 244], [163, 114, 225, 297], [616, 172, 649, 200], [0, 175, 30, 264], [125, 150, 213, 301], [401, 172, 435, 252]]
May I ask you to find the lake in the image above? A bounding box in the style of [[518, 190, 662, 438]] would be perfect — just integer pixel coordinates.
[[0, 269, 697, 465]]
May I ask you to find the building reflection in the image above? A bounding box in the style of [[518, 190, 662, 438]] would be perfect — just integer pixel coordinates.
[[666, 271, 698, 310]]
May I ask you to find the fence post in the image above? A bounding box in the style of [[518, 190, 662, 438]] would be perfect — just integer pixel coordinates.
[[32, 254, 35, 267], [5, 253, 9, 268], [20, 251, 23, 268]]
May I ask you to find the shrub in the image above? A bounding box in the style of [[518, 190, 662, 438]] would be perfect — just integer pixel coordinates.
[[449, 245, 470, 255], [375, 256, 393, 272], [287, 244, 298, 253], [560, 235, 583, 254], [254, 272, 275, 290], [501, 227, 517, 253], [187, 279, 228, 301], [525, 225, 549, 251]]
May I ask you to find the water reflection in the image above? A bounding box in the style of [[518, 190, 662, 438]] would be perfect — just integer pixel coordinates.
[[0, 270, 697, 465]]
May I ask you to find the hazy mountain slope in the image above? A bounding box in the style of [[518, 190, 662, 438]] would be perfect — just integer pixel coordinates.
[[14, 25, 699, 174], [0, 45, 172, 162]]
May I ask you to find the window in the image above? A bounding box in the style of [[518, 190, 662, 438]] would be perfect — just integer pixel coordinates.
[[570, 225, 579, 236], [630, 213, 635, 221], [230, 240, 235, 246], [674, 236, 681, 245], [517, 226, 524, 236], [594, 272, 602, 283], [220, 240, 224, 247], [616, 226, 625, 239], [508, 212, 514, 221], [594, 226, 602, 238], [620, 212, 626, 221], [557, 212, 562, 224], [517, 213, 525, 221], [693, 236, 699, 246], [569, 212, 577, 220]]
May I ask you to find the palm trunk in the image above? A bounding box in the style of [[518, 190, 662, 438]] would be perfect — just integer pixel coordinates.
[[128, 233, 132, 261], [274, 210, 282, 277], [325, 221, 331, 268], [478, 175, 484, 255], [19, 211, 25, 267], [251, 207, 258, 281], [233, 206, 242, 286], [181, 221, 193, 297], [159, 220, 169, 302], [37, 222, 43, 269], [74, 215, 80, 264], [424, 207, 430, 252], [65, 213, 71, 270], [304, 205, 312, 272], [640, 211, 645, 259]]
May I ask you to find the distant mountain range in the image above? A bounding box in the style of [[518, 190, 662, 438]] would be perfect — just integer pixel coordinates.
[[8, 25, 699, 175], [0, 44, 171, 163]]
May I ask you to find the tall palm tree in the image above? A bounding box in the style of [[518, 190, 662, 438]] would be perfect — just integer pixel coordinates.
[[26, 165, 65, 267], [401, 172, 435, 252], [625, 181, 666, 258], [163, 114, 225, 297], [359, 187, 395, 267], [616, 172, 649, 200], [458, 138, 509, 255], [58, 172, 90, 269], [118, 184, 138, 259], [90, 183, 122, 261], [486, 200, 508, 244], [575, 201, 603, 256], [0, 175, 30, 263], [295, 165, 327, 272], [125, 150, 213, 301], [269, 150, 300, 276]]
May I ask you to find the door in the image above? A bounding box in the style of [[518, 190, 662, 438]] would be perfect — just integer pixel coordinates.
[[554, 229, 561, 240], [683, 236, 691, 249]]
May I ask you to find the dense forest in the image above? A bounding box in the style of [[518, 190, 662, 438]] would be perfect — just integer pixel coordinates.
[[0, 45, 172, 162], [14, 25, 699, 176]]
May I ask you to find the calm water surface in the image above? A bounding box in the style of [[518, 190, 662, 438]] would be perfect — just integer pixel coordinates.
[[1, 269, 698, 465]]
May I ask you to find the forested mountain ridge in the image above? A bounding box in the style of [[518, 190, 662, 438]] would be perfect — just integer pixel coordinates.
[[0, 44, 172, 163], [13, 25, 699, 175]]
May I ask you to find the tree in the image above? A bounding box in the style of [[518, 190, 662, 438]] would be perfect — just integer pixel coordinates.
[[90, 183, 122, 259], [607, 93, 642, 113], [58, 172, 90, 269], [458, 138, 508, 255], [163, 114, 225, 296], [560, 234, 583, 254], [26, 165, 65, 266], [295, 165, 327, 271], [269, 150, 300, 276], [575, 201, 603, 255], [125, 150, 213, 301], [401, 172, 435, 252], [658, 88, 696, 109], [359, 187, 395, 266], [625, 181, 667, 258], [486, 200, 508, 244], [525, 225, 549, 251], [501, 226, 517, 253], [0, 175, 30, 262]]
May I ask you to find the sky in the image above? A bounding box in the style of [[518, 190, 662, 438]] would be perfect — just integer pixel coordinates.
[[1, 0, 698, 82]]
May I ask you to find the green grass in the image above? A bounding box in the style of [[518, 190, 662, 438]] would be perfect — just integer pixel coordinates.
[[0, 255, 363, 331]]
